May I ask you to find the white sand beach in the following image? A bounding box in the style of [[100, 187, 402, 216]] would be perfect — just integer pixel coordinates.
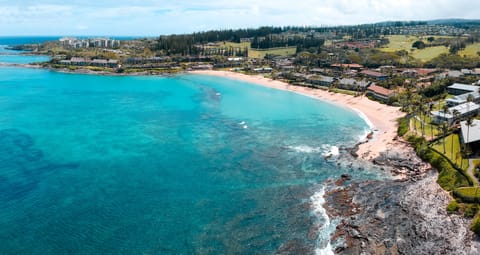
[[189, 70, 406, 160]]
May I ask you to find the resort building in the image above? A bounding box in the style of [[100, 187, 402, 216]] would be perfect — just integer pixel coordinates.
[[460, 119, 480, 149], [431, 102, 480, 124], [366, 84, 396, 102], [337, 78, 370, 91], [306, 75, 335, 88], [331, 63, 364, 70], [360, 70, 388, 81], [91, 59, 118, 68], [447, 83, 479, 95], [446, 91, 480, 106]]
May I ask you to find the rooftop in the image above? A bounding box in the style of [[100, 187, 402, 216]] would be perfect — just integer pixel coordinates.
[[367, 84, 395, 96], [432, 102, 480, 118], [339, 78, 370, 87], [460, 119, 480, 144], [361, 70, 387, 78], [446, 91, 480, 105], [331, 63, 363, 69], [448, 83, 478, 93]]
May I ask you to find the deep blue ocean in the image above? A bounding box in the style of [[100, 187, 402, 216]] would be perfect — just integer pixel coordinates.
[[0, 37, 387, 254]]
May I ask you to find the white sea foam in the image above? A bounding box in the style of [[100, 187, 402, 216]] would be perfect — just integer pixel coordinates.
[[287, 144, 339, 157], [322, 145, 339, 157], [352, 108, 378, 143], [239, 121, 246, 125], [243, 125, 248, 129], [288, 145, 322, 153], [311, 187, 335, 255]]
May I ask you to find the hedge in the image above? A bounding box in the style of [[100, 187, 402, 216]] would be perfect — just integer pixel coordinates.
[[406, 135, 471, 191]]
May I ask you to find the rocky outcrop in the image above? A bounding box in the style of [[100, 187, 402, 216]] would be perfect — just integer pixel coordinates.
[[324, 143, 480, 254]]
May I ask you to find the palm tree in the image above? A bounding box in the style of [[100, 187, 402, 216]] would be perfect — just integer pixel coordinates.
[[429, 103, 435, 137], [451, 109, 461, 158], [466, 117, 474, 151], [467, 93, 474, 113], [441, 122, 449, 154], [442, 104, 450, 125]]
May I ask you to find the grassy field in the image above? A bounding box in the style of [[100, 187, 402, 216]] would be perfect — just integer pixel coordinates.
[[248, 47, 297, 59], [221, 42, 251, 48], [380, 35, 453, 62], [380, 35, 420, 52], [431, 133, 469, 170], [411, 115, 440, 138], [459, 43, 480, 58], [454, 187, 480, 201], [411, 46, 449, 62]]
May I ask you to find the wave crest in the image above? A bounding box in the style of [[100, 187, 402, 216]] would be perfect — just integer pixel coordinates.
[[286, 144, 339, 157], [311, 187, 335, 255]]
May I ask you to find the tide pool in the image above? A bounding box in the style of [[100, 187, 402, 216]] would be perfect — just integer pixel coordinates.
[[0, 67, 386, 254]]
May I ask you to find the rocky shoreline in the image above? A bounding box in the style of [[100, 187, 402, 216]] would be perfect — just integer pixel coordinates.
[[324, 142, 480, 254]]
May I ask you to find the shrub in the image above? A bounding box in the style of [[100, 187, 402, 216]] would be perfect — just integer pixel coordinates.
[[446, 200, 459, 213], [464, 203, 479, 218], [471, 213, 480, 235], [397, 117, 409, 137], [407, 135, 470, 190]]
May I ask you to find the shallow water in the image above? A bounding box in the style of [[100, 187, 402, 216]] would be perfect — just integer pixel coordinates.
[[0, 65, 389, 253]]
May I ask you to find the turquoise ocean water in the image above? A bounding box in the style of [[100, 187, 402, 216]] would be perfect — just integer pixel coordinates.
[[0, 38, 388, 254]]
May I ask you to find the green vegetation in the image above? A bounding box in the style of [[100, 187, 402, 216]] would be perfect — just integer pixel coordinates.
[[411, 46, 449, 62], [397, 117, 409, 136], [447, 200, 460, 213], [459, 42, 480, 58], [425, 53, 480, 69], [327, 88, 357, 96], [431, 134, 469, 171], [412, 40, 426, 49], [379, 35, 475, 62], [454, 187, 480, 203], [410, 116, 440, 139], [406, 135, 471, 191], [248, 47, 297, 59], [471, 213, 480, 235], [380, 35, 421, 52], [464, 203, 480, 218]]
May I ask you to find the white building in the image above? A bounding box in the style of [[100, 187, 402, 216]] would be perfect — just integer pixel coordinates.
[[432, 102, 480, 124]]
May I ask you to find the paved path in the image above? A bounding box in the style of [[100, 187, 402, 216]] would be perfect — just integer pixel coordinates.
[[467, 159, 479, 186]]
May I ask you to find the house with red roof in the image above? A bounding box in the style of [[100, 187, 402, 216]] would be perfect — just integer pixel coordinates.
[[360, 70, 388, 81], [366, 84, 397, 102]]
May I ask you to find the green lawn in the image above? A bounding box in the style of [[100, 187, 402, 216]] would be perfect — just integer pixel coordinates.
[[410, 115, 440, 138], [328, 88, 357, 96], [459, 43, 480, 58], [411, 46, 449, 62], [248, 47, 297, 59], [380, 35, 420, 52], [454, 187, 480, 201], [221, 41, 251, 48], [379, 35, 453, 62], [431, 133, 469, 171]]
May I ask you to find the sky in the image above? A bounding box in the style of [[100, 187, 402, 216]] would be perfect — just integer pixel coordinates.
[[0, 0, 479, 36]]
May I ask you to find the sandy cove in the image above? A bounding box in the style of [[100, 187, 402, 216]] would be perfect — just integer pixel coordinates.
[[189, 70, 405, 161]]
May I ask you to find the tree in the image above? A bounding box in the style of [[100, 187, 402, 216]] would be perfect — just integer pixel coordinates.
[[466, 117, 474, 147], [421, 102, 429, 138], [441, 122, 449, 154], [451, 109, 461, 158], [468, 93, 475, 105], [412, 40, 426, 49]]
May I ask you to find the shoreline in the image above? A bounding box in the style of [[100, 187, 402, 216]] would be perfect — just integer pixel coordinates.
[[189, 70, 406, 161]]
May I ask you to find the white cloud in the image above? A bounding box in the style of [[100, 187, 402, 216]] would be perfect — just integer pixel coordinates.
[[0, 0, 479, 35]]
